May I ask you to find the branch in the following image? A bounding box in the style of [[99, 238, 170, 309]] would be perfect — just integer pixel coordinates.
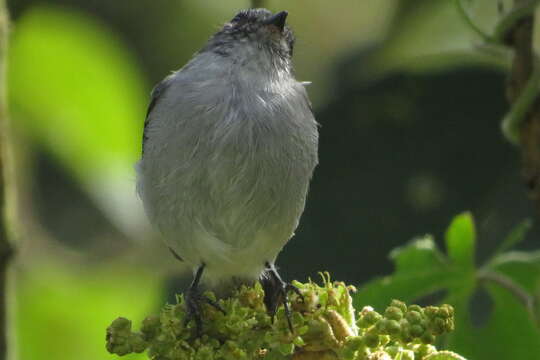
[[494, 0, 540, 43], [0, 1, 13, 360], [500, 0, 540, 210]]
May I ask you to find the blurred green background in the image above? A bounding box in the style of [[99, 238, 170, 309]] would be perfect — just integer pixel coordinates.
[[5, 0, 540, 359]]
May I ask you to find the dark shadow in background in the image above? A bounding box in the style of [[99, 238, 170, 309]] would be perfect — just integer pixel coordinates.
[[283, 61, 529, 284]]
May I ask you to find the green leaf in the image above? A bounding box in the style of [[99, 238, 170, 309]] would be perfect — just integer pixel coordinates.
[[447, 281, 540, 360], [485, 250, 540, 326], [355, 213, 540, 360], [355, 237, 455, 310], [445, 212, 476, 270], [390, 235, 447, 272], [493, 219, 532, 257], [354, 270, 456, 311]]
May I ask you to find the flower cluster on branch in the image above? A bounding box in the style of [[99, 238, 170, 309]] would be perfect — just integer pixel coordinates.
[[106, 273, 463, 360]]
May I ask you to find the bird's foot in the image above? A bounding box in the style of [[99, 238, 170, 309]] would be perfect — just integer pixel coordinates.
[[261, 262, 304, 332], [184, 264, 225, 337]]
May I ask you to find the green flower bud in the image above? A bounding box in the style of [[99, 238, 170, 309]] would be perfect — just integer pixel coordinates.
[[421, 332, 436, 344], [437, 307, 450, 318], [431, 318, 447, 335], [141, 315, 161, 341], [106, 317, 134, 356], [424, 306, 438, 319], [390, 300, 408, 314], [110, 317, 131, 330], [405, 310, 422, 324], [359, 310, 382, 328], [109, 344, 131, 356], [384, 306, 403, 321], [364, 333, 380, 348], [383, 319, 401, 336], [414, 344, 436, 358], [407, 305, 423, 314], [130, 334, 147, 353], [410, 324, 424, 338], [400, 326, 413, 344], [446, 319, 455, 332], [375, 319, 386, 334], [439, 304, 454, 318]]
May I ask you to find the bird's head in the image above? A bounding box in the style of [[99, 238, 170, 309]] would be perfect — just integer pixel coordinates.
[[203, 9, 295, 71]]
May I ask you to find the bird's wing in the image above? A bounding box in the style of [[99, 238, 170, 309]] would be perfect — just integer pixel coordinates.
[[140, 76, 185, 263], [299, 82, 314, 112], [142, 76, 173, 155], [297, 82, 318, 126]]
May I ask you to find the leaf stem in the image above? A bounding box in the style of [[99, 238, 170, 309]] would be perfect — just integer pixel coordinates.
[[477, 270, 536, 321], [501, 58, 540, 144], [454, 0, 495, 43]]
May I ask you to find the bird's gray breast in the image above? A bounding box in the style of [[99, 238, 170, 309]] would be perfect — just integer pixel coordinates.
[[138, 66, 318, 266]]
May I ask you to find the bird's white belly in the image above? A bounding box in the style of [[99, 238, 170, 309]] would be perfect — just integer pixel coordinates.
[[137, 139, 303, 287]]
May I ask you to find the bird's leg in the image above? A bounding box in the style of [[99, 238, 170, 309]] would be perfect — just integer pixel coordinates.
[[184, 264, 225, 336], [260, 261, 303, 332]]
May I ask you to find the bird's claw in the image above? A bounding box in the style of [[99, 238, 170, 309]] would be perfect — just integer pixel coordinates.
[[261, 262, 302, 332], [184, 287, 225, 337], [286, 282, 304, 302], [183, 264, 225, 337]]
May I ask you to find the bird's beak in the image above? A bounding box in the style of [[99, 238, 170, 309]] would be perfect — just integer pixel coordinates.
[[263, 11, 288, 32]]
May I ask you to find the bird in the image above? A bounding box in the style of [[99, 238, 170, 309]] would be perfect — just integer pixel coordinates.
[[136, 8, 318, 333]]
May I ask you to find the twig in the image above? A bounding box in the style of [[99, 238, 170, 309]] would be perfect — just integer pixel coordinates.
[[502, 0, 540, 208], [454, 0, 494, 43], [0, 1, 12, 360], [454, 0, 540, 147], [455, 0, 540, 45], [494, 0, 540, 43]]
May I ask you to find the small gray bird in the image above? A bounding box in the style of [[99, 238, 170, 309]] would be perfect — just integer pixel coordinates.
[[136, 8, 318, 331]]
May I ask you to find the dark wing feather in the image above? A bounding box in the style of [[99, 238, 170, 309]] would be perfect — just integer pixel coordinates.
[[142, 77, 172, 155], [141, 77, 184, 263]]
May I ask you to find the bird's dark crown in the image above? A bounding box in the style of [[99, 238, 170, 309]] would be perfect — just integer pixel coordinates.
[[205, 8, 295, 61]]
